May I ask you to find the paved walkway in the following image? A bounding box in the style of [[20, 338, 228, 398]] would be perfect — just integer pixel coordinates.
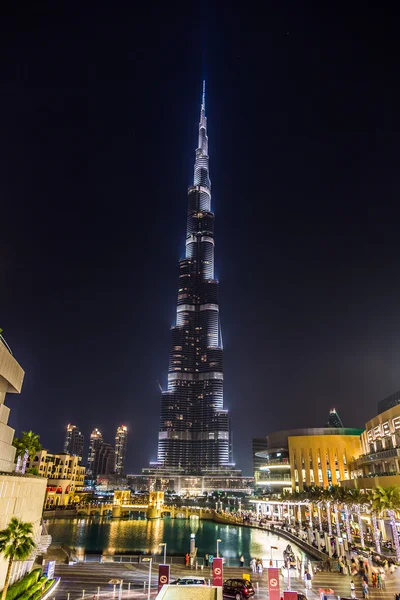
[[53, 561, 400, 599]]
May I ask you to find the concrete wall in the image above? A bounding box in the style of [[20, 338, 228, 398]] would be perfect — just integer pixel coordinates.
[[0, 474, 47, 590]]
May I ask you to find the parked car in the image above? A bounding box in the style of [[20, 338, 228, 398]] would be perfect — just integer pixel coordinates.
[[170, 577, 207, 585], [223, 578, 255, 599]]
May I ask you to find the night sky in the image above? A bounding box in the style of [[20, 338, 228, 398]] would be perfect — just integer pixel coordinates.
[[1, 3, 400, 476]]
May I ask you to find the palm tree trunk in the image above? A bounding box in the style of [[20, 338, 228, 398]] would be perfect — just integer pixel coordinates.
[[344, 504, 352, 543], [1, 558, 14, 600], [21, 448, 29, 474], [318, 504, 323, 533], [309, 502, 314, 528], [356, 505, 365, 547], [372, 512, 381, 554], [327, 501, 332, 536], [388, 509, 400, 563], [334, 503, 341, 537]]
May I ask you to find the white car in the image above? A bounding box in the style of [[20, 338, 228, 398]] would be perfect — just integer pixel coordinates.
[[170, 577, 207, 585]]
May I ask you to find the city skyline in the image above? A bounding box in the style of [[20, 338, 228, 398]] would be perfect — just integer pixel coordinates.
[[3, 5, 400, 475]]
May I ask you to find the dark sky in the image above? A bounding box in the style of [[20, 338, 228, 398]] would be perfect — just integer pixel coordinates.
[[1, 3, 400, 476]]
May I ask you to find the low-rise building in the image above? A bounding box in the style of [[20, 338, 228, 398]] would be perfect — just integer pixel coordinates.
[[345, 401, 400, 490], [27, 450, 85, 507], [0, 338, 49, 591]]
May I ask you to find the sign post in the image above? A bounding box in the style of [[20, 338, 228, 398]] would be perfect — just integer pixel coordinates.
[[158, 565, 170, 593], [268, 568, 281, 600], [212, 557, 223, 587]]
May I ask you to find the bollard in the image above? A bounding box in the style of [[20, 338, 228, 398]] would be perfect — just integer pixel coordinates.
[[113, 585, 116, 597], [128, 583, 130, 596], [82, 591, 85, 600], [208, 580, 210, 586], [67, 594, 70, 600], [256, 582, 259, 595], [97, 587, 100, 599], [143, 582, 146, 592]]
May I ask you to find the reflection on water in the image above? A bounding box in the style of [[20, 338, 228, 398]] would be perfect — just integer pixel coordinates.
[[46, 517, 307, 564]]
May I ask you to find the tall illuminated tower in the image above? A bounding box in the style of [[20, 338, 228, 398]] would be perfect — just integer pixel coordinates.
[[114, 425, 128, 475], [64, 423, 84, 462], [157, 82, 232, 474], [87, 427, 102, 476]]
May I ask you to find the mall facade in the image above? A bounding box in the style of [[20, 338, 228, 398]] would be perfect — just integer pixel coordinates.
[[254, 411, 363, 493], [344, 395, 400, 490]]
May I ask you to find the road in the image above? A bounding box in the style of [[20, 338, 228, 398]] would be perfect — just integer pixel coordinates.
[[53, 562, 400, 599]]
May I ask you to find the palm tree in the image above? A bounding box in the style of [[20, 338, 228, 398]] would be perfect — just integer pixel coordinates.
[[0, 518, 36, 600], [372, 485, 400, 562], [347, 488, 369, 548], [330, 485, 344, 538], [13, 431, 42, 474], [322, 488, 333, 536]]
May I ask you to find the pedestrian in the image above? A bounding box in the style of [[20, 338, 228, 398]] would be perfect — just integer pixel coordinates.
[[380, 571, 386, 589], [390, 562, 396, 575], [363, 573, 369, 585], [185, 553, 189, 567], [362, 581, 369, 599], [250, 558, 256, 573], [240, 555, 244, 568], [350, 580, 356, 599], [304, 569, 312, 590], [377, 572, 382, 589], [372, 572, 377, 588], [205, 553, 209, 568]]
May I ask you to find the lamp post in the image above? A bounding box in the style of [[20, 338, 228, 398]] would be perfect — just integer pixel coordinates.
[[142, 558, 152, 600], [216, 539, 222, 558], [270, 545, 278, 567], [160, 542, 167, 564]]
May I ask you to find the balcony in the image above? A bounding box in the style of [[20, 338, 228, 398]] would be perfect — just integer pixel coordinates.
[[354, 447, 400, 466], [258, 474, 292, 485]]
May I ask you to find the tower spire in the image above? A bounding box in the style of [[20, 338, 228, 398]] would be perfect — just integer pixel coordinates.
[[202, 80, 206, 109]]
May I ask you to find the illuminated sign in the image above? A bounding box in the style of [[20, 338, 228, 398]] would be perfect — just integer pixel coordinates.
[[366, 417, 400, 441]]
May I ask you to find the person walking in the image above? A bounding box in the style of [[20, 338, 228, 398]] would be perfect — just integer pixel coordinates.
[[185, 553, 189, 567], [372, 572, 377, 588], [380, 570, 386, 589], [304, 569, 312, 590], [350, 580, 356, 599], [240, 555, 245, 568], [362, 581, 369, 599], [250, 558, 256, 573], [205, 553, 209, 568], [377, 572, 382, 589]]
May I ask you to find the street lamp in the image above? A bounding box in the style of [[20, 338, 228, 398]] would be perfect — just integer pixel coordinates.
[[216, 539, 222, 558], [270, 545, 278, 566], [142, 558, 152, 600], [159, 542, 167, 564]]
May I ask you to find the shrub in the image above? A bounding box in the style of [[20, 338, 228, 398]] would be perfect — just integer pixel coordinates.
[[6, 569, 42, 600]]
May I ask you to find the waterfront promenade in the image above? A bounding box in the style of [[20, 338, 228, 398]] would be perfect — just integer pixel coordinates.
[[53, 560, 400, 599]]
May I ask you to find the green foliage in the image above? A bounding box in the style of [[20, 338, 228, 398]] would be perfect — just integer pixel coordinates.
[[26, 467, 39, 476], [0, 518, 35, 563], [12, 432, 42, 461], [5, 569, 41, 600], [372, 485, 400, 515]]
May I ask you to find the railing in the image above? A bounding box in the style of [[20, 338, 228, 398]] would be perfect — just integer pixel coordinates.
[[355, 447, 400, 464], [260, 457, 290, 467], [258, 474, 291, 481]]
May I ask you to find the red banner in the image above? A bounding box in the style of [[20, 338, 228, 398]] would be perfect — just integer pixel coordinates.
[[158, 564, 170, 592], [284, 592, 298, 600], [212, 557, 223, 587], [268, 568, 281, 600]]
